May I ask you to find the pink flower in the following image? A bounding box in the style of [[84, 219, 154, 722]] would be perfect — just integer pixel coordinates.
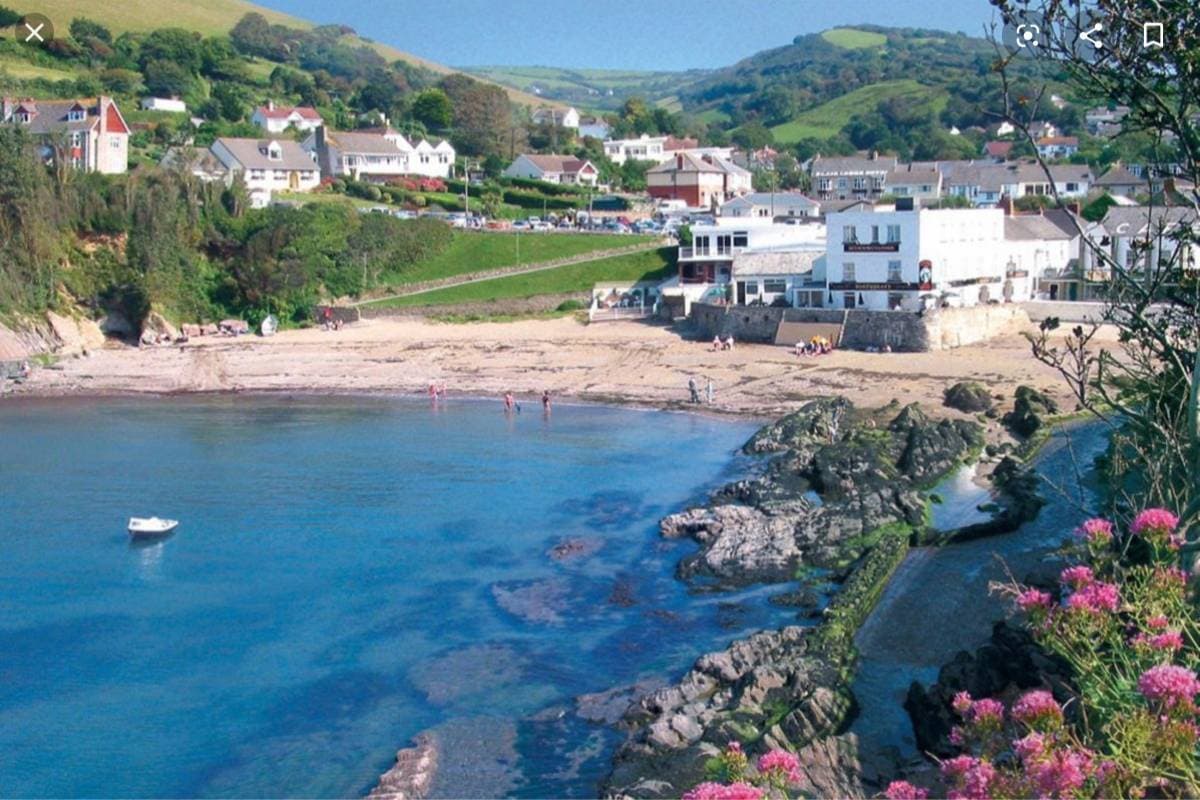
[[1028, 748, 1092, 798], [941, 755, 978, 779], [1066, 581, 1120, 614], [952, 691, 973, 716], [756, 749, 801, 784], [1016, 588, 1053, 613], [1150, 631, 1185, 651], [1147, 614, 1170, 630], [1013, 732, 1047, 764], [968, 697, 1005, 727], [1131, 508, 1179, 537], [1157, 567, 1190, 588], [726, 741, 743, 755], [1011, 690, 1063, 730], [1060, 565, 1095, 589], [683, 782, 763, 800], [1075, 517, 1114, 543], [1138, 664, 1200, 709], [945, 758, 996, 800], [884, 780, 929, 800]]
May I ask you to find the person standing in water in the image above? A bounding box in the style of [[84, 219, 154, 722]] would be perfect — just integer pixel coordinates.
[[542, 390, 551, 412], [687, 376, 700, 404], [504, 392, 515, 412]]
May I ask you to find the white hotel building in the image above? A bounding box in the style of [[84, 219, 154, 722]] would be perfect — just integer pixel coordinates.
[[825, 204, 1023, 311]]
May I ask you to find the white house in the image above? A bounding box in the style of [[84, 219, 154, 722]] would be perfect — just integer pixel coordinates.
[[809, 153, 897, 200], [603, 134, 667, 165], [302, 127, 454, 180], [719, 191, 820, 220], [824, 204, 1016, 311], [532, 106, 580, 129], [1099, 206, 1200, 281], [2, 96, 129, 174], [578, 115, 611, 139], [251, 102, 323, 134], [159, 146, 229, 183], [141, 97, 187, 113], [1035, 136, 1080, 159], [1002, 211, 1078, 303], [884, 164, 942, 200], [675, 218, 826, 297], [503, 153, 598, 186], [732, 250, 828, 309], [940, 162, 1091, 207], [210, 137, 320, 207]]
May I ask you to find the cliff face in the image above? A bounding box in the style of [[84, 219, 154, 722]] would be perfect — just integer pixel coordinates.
[[0, 311, 106, 361]]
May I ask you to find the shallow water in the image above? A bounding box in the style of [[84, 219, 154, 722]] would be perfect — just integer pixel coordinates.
[[0, 396, 772, 798], [851, 421, 1109, 756]]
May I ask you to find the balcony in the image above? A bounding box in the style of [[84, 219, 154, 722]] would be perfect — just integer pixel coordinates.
[[678, 246, 744, 260]]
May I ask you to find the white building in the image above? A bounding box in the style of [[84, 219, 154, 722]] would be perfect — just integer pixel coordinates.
[[302, 127, 454, 180], [141, 97, 187, 113], [503, 153, 599, 186], [251, 102, 323, 134], [671, 218, 826, 310], [1099, 206, 1200, 281], [531, 106, 580, 129], [940, 162, 1091, 207], [210, 137, 320, 208], [825, 205, 1016, 311], [603, 134, 667, 165], [1035, 136, 1080, 159], [884, 164, 942, 200], [578, 115, 611, 139], [719, 192, 820, 220], [1002, 212, 1078, 303]]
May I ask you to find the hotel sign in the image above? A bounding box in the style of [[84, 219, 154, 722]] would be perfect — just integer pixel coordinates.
[[843, 242, 900, 252], [829, 281, 919, 291]]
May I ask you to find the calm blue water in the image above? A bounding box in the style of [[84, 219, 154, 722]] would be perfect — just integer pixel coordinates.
[[0, 396, 770, 798]]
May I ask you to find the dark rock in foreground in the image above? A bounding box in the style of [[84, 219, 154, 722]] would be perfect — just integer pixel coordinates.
[[943, 381, 994, 413]]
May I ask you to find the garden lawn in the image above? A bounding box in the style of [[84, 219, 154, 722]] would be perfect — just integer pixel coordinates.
[[379, 231, 656, 286], [369, 247, 675, 307]]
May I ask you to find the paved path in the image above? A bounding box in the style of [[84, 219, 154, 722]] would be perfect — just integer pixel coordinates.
[[355, 241, 665, 307]]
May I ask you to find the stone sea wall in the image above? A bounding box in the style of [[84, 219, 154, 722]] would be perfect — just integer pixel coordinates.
[[688, 302, 1032, 352]]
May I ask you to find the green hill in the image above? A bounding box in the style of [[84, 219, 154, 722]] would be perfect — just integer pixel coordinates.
[[770, 80, 947, 142], [820, 28, 887, 49], [19, 0, 552, 107], [463, 64, 708, 111]]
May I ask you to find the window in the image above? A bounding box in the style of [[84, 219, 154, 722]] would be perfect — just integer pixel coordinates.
[[837, 177, 848, 189], [886, 224, 901, 243], [843, 292, 857, 309], [1066, 182, 1078, 192], [842, 225, 857, 243], [744, 281, 759, 295], [870, 225, 880, 243], [694, 236, 709, 256], [853, 177, 866, 190], [732, 232, 748, 248], [716, 234, 732, 254], [763, 279, 787, 294], [888, 293, 905, 310], [888, 260, 903, 282], [67, 109, 85, 122], [843, 262, 856, 281]]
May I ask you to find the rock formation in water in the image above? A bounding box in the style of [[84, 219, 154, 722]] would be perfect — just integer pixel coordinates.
[[662, 399, 984, 587], [368, 734, 438, 800]]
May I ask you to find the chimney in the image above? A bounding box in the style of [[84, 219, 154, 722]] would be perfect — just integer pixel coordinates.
[[267, 100, 275, 111]]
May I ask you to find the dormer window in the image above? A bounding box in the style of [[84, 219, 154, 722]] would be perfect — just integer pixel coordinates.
[[266, 142, 282, 161], [67, 109, 85, 122], [17, 111, 31, 124]]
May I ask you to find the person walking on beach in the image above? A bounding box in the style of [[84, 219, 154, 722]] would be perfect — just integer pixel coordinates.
[[706, 377, 715, 405], [687, 376, 700, 404]]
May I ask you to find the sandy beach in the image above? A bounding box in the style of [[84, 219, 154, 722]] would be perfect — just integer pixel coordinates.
[[11, 316, 1108, 422]]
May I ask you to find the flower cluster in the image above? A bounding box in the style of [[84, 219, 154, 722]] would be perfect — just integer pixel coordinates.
[[682, 743, 802, 800], [682, 782, 763, 800], [883, 780, 928, 800], [1064, 580, 1120, 614], [1137, 664, 1200, 710], [1075, 518, 1114, 544]]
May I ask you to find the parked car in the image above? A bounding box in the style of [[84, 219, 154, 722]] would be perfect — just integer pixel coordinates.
[[557, 220, 574, 230], [391, 209, 417, 220], [529, 220, 554, 232], [511, 219, 531, 231]]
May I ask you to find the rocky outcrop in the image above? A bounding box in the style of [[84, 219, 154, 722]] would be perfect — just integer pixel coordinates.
[[1003, 385, 1060, 438], [604, 626, 853, 798], [368, 735, 438, 800], [904, 622, 1076, 759], [943, 381, 994, 413], [666, 400, 981, 586]]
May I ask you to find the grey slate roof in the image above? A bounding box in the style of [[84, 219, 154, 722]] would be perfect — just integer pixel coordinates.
[[1100, 206, 1199, 236], [214, 137, 316, 171], [327, 131, 404, 155], [1004, 214, 1075, 241], [811, 154, 897, 175], [733, 250, 822, 277]]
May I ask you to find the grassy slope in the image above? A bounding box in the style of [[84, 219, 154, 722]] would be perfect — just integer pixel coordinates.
[[770, 79, 947, 142], [379, 231, 656, 286], [23, 0, 553, 107], [0, 55, 76, 80], [820, 28, 888, 49], [372, 246, 675, 307]]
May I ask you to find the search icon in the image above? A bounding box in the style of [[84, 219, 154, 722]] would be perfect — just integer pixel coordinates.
[[1143, 22, 1164, 49]]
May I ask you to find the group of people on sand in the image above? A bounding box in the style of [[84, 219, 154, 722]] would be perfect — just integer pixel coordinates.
[[687, 376, 716, 405], [320, 307, 344, 332], [710, 334, 735, 351], [795, 336, 835, 356], [502, 390, 553, 414], [428, 383, 448, 401]]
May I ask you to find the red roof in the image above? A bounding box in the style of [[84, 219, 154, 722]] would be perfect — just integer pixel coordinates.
[[1037, 136, 1079, 146], [984, 141, 1013, 158], [257, 105, 322, 120], [663, 135, 699, 151], [104, 100, 129, 135]]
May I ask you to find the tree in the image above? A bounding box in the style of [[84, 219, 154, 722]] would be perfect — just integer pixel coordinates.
[[439, 74, 513, 157], [142, 59, 194, 99], [731, 122, 775, 151], [410, 88, 453, 131], [0, 5, 18, 27], [993, 0, 1200, 529], [69, 17, 112, 44], [139, 28, 205, 73]]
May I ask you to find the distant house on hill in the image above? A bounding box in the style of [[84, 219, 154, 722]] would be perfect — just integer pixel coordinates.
[[210, 137, 319, 207], [251, 101, 323, 134], [884, 164, 942, 201], [303, 126, 454, 180], [503, 153, 598, 186], [982, 140, 1013, 161], [531, 106, 580, 129], [160, 146, 229, 183], [578, 115, 610, 139], [1093, 163, 1145, 198], [1, 95, 129, 174], [141, 97, 187, 113], [1035, 136, 1079, 159]]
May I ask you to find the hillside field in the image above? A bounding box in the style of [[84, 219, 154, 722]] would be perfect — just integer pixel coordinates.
[[769, 79, 948, 142], [820, 28, 888, 49]]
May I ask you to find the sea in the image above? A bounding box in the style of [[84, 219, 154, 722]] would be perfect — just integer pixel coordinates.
[[0, 395, 778, 798]]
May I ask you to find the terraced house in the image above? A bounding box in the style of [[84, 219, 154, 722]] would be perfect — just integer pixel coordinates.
[[809, 153, 897, 200], [2, 96, 129, 174]]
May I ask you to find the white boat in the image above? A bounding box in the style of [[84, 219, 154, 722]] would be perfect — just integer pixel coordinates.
[[128, 517, 179, 537]]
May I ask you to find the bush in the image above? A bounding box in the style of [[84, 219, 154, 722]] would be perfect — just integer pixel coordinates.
[[555, 299, 585, 312]]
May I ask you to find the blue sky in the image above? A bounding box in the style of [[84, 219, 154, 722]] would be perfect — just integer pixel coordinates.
[[255, 0, 1000, 71]]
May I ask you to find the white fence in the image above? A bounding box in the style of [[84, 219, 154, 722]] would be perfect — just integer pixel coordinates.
[[588, 305, 655, 322]]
